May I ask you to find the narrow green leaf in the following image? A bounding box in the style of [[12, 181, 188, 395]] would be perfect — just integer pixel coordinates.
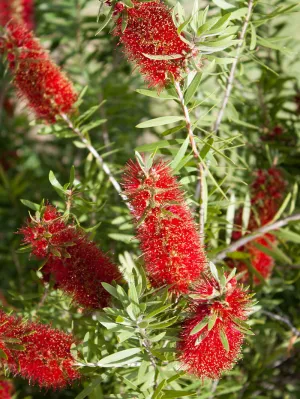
[[250, 22, 257, 50], [271, 193, 292, 222], [97, 348, 141, 366], [136, 116, 185, 129], [184, 72, 202, 104], [170, 136, 190, 170], [212, 0, 233, 10], [219, 329, 229, 352], [136, 89, 176, 100], [152, 380, 166, 399], [20, 199, 40, 211], [190, 316, 209, 335], [96, 5, 114, 35], [74, 377, 102, 399]]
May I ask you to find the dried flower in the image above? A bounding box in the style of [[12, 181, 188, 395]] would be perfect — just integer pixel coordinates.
[[0, 310, 80, 389], [122, 160, 206, 293], [178, 276, 252, 379], [113, 1, 192, 88], [0, 379, 14, 399], [0, 0, 34, 30], [3, 22, 77, 122], [19, 205, 121, 309]]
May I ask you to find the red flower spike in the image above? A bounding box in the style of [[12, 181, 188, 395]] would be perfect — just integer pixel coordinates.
[[0, 310, 80, 389], [178, 277, 252, 379], [113, 1, 192, 88], [121, 160, 207, 293], [2, 22, 77, 123], [0, 0, 34, 30], [18, 205, 121, 309], [228, 168, 286, 284], [0, 380, 14, 399]]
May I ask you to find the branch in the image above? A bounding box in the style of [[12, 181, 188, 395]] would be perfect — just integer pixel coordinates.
[[213, 0, 254, 133], [262, 310, 300, 338], [60, 113, 130, 209], [174, 81, 205, 245], [213, 214, 300, 262]]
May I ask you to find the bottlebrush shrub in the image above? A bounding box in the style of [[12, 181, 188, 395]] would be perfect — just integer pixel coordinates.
[[1, 22, 77, 122], [0, 309, 80, 389], [0, 0, 34, 30], [121, 160, 207, 293], [178, 274, 253, 379], [19, 204, 121, 309], [113, 1, 193, 88], [0, 379, 14, 399]]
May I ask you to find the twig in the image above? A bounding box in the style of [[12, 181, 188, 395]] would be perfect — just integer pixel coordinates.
[[174, 81, 205, 245], [213, 0, 254, 133], [262, 310, 300, 337], [60, 113, 130, 208], [213, 214, 300, 262]]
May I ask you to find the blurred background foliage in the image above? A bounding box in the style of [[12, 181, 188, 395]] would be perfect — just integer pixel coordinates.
[[0, 0, 300, 398]]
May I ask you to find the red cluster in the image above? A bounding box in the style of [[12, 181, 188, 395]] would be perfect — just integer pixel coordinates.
[[2, 22, 77, 123], [0, 0, 34, 30], [228, 168, 286, 284], [113, 1, 192, 88], [178, 276, 251, 379], [0, 380, 14, 399], [122, 160, 206, 293], [19, 205, 120, 309], [0, 310, 80, 389]]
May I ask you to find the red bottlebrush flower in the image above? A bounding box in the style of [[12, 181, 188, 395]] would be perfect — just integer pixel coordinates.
[[2, 22, 77, 123], [113, 1, 193, 88], [178, 277, 252, 379], [122, 160, 207, 293], [18, 205, 121, 309], [0, 380, 14, 399], [251, 167, 286, 225], [0, 0, 34, 30], [0, 310, 80, 389], [227, 168, 286, 284]]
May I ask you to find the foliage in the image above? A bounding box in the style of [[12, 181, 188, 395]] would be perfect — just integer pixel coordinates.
[[0, 0, 300, 398]]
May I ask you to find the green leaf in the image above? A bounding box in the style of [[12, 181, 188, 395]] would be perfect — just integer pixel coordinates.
[[152, 380, 166, 399], [49, 171, 65, 198], [208, 312, 218, 331], [74, 377, 102, 399], [136, 89, 176, 100], [190, 316, 209, 335], [145, 304, 173, 320], [242, 193, 251, 235], [274, 229, 300, 244], [101, 283, 120, 299], [170, 136, 190, 170], [212, 0, 234, 10], [20, 199, 40, 211], [97, 348, 141, 366], [142, 53, 183, 61], [96, 5, 114, 35], [219, 329, 229, 352], [148, 316, 178, 330], [161, 390, 196, 398], [184, 72, 202, 104], [136, 116, 185, 129]]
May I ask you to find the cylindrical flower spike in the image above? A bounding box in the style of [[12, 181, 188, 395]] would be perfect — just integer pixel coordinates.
[[0, 0, 34, 30], [0, 379, 14, 399], [19, 205, 121, 309], [121, 160, 207, 294], [0, 310, 80, 389], [113, 1, 193, 88], [178, 275, 253, 379], [2, 22, 77, 123], [227, 167, 286, 284]]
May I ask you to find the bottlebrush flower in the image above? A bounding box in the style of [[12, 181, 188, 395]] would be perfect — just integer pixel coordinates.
[[0, 380, 14, 399], [0, 0, 34, 30], [19, 205, 121, 309], [178, 276, 252, 379], [0, 310, 80, 389], [2, 22, 77, 122], [227, 168, 286, 284], [113, 1, 193, 88], [121, 160, 207, 293]]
